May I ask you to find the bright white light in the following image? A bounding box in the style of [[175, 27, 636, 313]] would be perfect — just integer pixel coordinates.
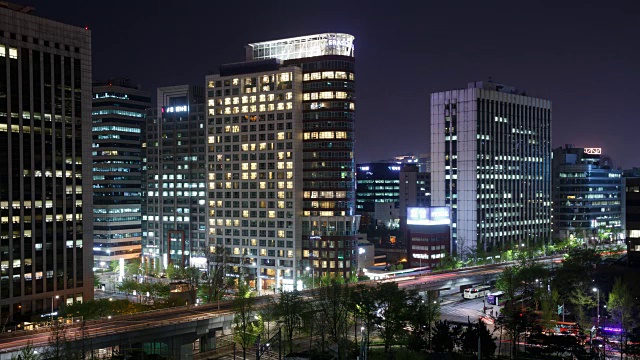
[[593, 288, 598, 292], [305, 266, 310, 271]]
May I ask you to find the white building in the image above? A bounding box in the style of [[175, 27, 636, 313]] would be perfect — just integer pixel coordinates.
[[430, 81, 552, 255]]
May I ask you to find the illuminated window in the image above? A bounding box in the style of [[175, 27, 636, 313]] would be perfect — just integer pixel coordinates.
[[322, 71, 334, 79], [232, 97, 240, 105], [285, 92, 293, 100], [277, 103, 285, 110], [208, 80, 215, 88], [335, 92, 348, 99], [241, 96, 248, 104], [262, 75, 270, 83], [232, 78, 240, 86], [250, 96, 257, 103], [268, 94, 275, 101], [310, 72, 321, 80], [286, 102, 293, 110], [0, 45, 5, 57], [268, 211, 276, 218], [335, 131, 347, 139], [224, 98, 231, 105], [9, 47, 17, 59], [335, 71, 347, 79], [303, 94, 310, 101], [303, 73, 310, 81], [268, 104, 275, 111], [250, 105, 257, 112], [241, 106, 249, 113], [259, 104, 266, 112], [279, 73, 290, 82], [310, 93, 318, 100], [319, 131, 333, 139], [259, 94, 266, 102]]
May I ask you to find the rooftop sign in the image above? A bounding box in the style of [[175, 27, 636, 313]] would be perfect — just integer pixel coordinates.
[[407, 207, 450, 226], [584, 148, 601, 155]]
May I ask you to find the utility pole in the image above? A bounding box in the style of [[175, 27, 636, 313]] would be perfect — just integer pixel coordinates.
[[478, 318, 482, 360]]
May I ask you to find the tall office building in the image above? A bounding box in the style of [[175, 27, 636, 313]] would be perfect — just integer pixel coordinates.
[[143, 85, 208, 270], [0, 4, 92, 322], [552, 145, 622, 241], [92, 79, 150, 268], [399, 164, 431, 219], [355, 162, 403, 214], [431, 81, 552, 255], [206, 33, 358, 292]]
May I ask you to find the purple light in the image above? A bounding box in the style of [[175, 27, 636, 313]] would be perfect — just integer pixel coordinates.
[[602, 327, 623, 333]]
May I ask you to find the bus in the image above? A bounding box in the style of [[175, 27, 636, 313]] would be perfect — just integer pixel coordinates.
[[463, 285, 491, 299], [486, 291, 506, 305]]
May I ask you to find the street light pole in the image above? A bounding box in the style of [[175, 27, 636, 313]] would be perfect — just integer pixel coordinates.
[[592, 288, 600, 327], [305, 266, 314, 289], [51, 295, 59, 324]]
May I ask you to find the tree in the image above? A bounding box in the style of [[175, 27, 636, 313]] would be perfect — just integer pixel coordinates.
[[125, 258, 142, 279], [93, 274, 101, 288], [117, 279, 139, 300], [233, 283, 263, 360], [407, 290, 440, 352], [431, 321, 457, 353], [351, 284, 377, 355], [275, 289, 307, 353], [42, 319, 71, 360], [608, 277, 636, 359], [11, 342, 40, 360], [314, 278, 351, 359], [460, 321, 497, 358], [373, 282, 410, 353], [200, 246, 233, 309]]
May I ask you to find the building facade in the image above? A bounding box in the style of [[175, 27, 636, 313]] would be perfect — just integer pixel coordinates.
[[355, 162, 403, 214], [92, 79, 150, 268], [431, 81, 552, 255], [205, 62, 303, 291], [399, 164, 431, 219], [624, 178, 640, 267], [0, 4, 93, 322], [552, 145, 622, 241], [143, 85, 208, 271], [205, 34, 358, 291], [406, 206, 451, 268]]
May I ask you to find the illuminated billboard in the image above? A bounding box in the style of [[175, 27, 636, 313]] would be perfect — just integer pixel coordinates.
[[584, 148, 601, 155], [407, 207, 450, 226]]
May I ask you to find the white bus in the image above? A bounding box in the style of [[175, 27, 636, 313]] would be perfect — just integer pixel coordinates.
[[463, 285, 491, 299]]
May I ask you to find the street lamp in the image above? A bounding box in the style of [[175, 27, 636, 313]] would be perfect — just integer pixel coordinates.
[[592, 288, 600, 327], [51, 295, 59, 324], [305, 266, 315, 288]]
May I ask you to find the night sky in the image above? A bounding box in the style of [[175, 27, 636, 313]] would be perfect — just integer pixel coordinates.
[[27, 0, 640, 168]]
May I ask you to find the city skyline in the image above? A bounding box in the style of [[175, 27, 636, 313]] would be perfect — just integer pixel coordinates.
[[25, 0, 640, 168]]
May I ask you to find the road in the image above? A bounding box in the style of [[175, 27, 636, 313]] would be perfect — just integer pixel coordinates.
[[0, 257, 561, 355]]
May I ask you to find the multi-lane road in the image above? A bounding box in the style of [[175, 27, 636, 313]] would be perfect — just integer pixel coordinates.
[[0, 257, 560, 356]]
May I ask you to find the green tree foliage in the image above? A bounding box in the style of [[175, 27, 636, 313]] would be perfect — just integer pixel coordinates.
[[275, 289, 307, 353], [407, 290, 440, 352], [351, 284, 377, 355], [233, 283, 263, 360], [125, 258, 142, 278], [315, 278, 351, 359], [199, 246, 233, 309], [431, 321, 458, 353], [607, 277, 637, 358], [42, 320, 71, 360], [460, 321, 497, 358], [373, 282, 411, 353], [117, 279, 139, 299], [11, 342, 40, 360]]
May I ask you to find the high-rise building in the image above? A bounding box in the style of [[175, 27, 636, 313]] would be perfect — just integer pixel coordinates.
[[399, 164, 430, 221], [355, 162, 403, 214], [92, 78, 150, 269], [0, 4, 92, 322], [431, 81, 552, 255], [143, 85, 208, 271], [206, 33, 358, 292], [623, 177, 640, 267], [552, 145, 622, 241]]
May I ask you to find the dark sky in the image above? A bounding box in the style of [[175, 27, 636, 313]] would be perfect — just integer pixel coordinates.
[[27, 0, 640, 168]]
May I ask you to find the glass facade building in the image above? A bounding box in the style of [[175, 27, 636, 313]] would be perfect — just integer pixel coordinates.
[[0, 5, 92, 322], [552, 145, 622, 241], [431, 81, 552, 254], [355, 162, 403, 213], [143, 85, 208, 270], [92, 79, 150, 268]]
